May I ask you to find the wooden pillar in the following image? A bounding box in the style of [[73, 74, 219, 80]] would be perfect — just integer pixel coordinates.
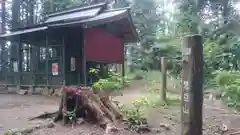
[[62, 36, 66, 86], [161, 57, 167, 102], [181, 35, 203, 135], [82, 38, 87, 86], [45, 35, 49, 88], [122, 42, 125, 83], [122, 62, 125, 82], [30, 45, 38, 92], [17, 37, 22, 92]]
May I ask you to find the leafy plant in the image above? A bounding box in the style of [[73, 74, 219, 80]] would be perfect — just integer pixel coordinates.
[[92, 72, 130, 92], [214, 71, 240, 109], [119, 92, 180, 131], [119, 101, 148, 131], [214, 71, 240, 87], [89, 68, 99, 74]]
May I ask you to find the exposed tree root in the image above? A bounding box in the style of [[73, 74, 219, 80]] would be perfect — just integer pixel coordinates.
[[5, 122, 54, 135], [229, 131, 240, 135]]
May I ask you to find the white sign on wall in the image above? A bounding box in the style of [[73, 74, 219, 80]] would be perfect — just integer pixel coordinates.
[[70, 57, 76, 71], [52, 63, 59, 76], [13, 61, 18, 72]]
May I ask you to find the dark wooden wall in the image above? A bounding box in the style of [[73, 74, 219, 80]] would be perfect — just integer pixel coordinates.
[[64, 27, 83, 85]]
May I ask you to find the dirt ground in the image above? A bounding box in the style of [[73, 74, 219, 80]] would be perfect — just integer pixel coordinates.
[[1, 82, 240, 135], [0, 94, 60, 134]]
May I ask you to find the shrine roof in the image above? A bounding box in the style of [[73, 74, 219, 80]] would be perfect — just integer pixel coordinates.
[[0, 3, 138, 43]]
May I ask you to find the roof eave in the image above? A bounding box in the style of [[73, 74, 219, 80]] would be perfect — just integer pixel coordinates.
[[125, 9, 139, 42], [0, 26, 48, 39], [47, 2, 107, 18]]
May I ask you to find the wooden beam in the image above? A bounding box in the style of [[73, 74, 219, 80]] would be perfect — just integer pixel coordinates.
[[181, 35, 203, 135]]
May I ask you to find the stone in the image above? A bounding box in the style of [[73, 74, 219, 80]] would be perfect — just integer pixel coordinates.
[[28, 86, 35, 94], [22, 128, 34, 134], [159, 123, 170, 131], [18, 90, 28, 95], [35, 87, 43, 93], [104, 123, 118, 135], [136, 125, 151, 133], [7, 87, 17, 93], [151, 128, 161, 133], [46, 123, 55, 128], [53, 88, 62, 97], [77, 118, 85, 125]]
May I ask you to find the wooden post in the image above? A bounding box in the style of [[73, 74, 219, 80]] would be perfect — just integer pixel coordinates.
[[122, 43, 125, 84], [30, 45, 38, 93], [161, 57, 167, 102], [17, 38, 22, 93], [45, 35, 49, 91], [181, 35, 203, 135], [62, 36, 66, 86], [122, 62, 125, 84], [82, 39, 87, 86]]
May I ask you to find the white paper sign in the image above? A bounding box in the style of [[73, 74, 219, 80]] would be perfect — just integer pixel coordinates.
[[70, 57, 76, 71], [182, 47, 191, 55], [52, 63, 59, 75], [13, 61, 18, 72]]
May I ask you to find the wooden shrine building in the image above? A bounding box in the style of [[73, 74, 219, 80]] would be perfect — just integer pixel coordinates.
[[0, 3, 138, 91]]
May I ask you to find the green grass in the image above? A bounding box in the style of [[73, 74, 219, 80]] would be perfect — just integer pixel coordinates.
[[126, 70, 181, 106], [135, 92, 180, 107], [139, 70, 181, 94]]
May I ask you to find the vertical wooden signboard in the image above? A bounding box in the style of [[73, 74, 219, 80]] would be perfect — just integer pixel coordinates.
[[181, 36, 191, 135], [181, 35, 203, 135]]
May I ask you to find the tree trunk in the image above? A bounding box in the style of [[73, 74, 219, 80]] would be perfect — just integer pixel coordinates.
[[0, 1, 6, 78]]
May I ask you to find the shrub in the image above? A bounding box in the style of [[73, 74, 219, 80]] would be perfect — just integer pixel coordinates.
[[119, 93, 180, 131], [119, 99, 148, 131], [92, 72, 130, 92], [214, 70, 240, 87], [214, 71, 240, 109]]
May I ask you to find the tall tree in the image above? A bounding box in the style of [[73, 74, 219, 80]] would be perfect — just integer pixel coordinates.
[[11, 0, 21, 29], [130, 0, 160, 69], [0, 0, 7, 77]]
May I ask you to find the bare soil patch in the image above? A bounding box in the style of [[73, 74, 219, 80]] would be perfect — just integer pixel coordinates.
[[0, 94, 59, 134], [1, 82, 240, 135]]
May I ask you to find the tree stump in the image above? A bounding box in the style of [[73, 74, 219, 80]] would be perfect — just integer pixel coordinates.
[[54, 85, 123, 134]]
